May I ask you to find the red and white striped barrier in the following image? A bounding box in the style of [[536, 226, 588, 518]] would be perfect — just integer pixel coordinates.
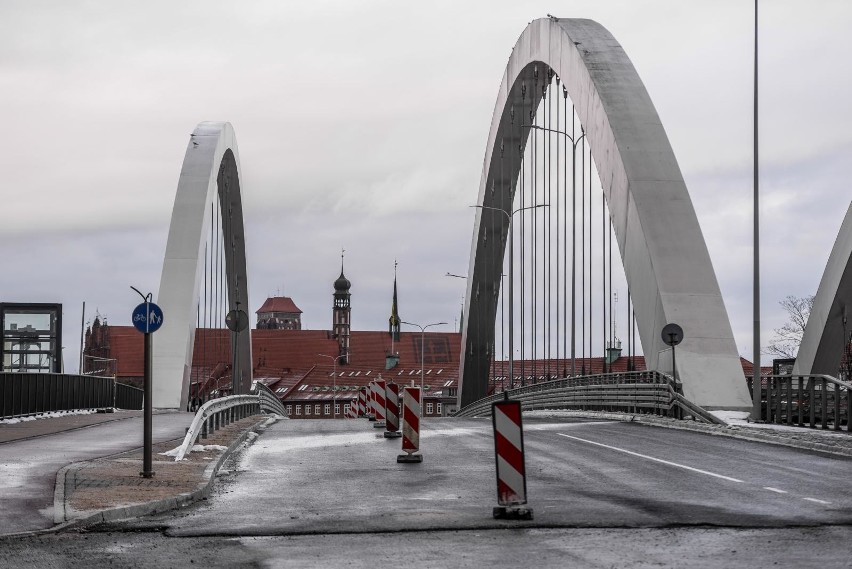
[[383, 382, 401, 438], [366, 382, 376, 420], [348, 398, 358, 419], [358, 387, 367, 418], [372, 379, 387, 428], [397, 386, 422, 463], [491, 398, 533, 519]]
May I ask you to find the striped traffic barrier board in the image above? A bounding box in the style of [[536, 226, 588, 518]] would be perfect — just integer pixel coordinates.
[[358, 387, 367, 418], [384, 382, 402, 438], [397, 386, 422, 463], [372, 379, 387, 428], [492, 398, 533, 519], [366, 382, 376, 420]]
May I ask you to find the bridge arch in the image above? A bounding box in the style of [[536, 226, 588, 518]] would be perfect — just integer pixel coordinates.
[[794, 202, 852, 377], [459, 18, 751, 410], [152, 121, 252, 408]]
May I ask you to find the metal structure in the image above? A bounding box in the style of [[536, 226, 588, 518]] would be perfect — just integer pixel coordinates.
[[1, 372, 143, 419], [173, 381, 286, 461], [749, 374, 851, 431], [459, 18, 751, 411], [154, 122, 252, 409], [0, 303, 62, 374], [794, 202, 852, 378], [455, 370, 724, 425]]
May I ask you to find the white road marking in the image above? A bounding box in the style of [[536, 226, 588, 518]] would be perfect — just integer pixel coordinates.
[[764, 487, 788, 494], [556, 433, 744, 483], [803, 497, 831, 505], [526, 421, 617, 431]]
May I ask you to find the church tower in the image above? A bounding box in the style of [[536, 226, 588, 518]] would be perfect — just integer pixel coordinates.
[[332, 253, 351, 364]]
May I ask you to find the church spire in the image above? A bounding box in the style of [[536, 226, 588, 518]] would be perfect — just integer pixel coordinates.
[[333, 248, 351, 364], [389, 260, 400, 342]]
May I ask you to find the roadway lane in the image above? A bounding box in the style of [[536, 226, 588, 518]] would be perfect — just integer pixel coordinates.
[[522, 420, 852, 526], [0, 411, 193, 535], [116, 416, 852, 537]]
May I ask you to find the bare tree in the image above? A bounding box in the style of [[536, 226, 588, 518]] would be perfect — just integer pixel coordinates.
[[763, 295, 815, 358]]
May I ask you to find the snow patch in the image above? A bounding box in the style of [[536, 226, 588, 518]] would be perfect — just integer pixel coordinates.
[[159, 443, 228, 458], [0, 409, 98, 424]]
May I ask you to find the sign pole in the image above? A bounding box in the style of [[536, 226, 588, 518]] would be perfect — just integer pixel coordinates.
[[131, 286, 164, 479], [142, 330, 154, 478]]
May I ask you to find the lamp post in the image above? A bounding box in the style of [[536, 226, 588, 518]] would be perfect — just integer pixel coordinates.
[[525, 123, 585, 378], [471, 203, 548, 389], [401, 321, 447, 395], [318, 353, 344, 418]]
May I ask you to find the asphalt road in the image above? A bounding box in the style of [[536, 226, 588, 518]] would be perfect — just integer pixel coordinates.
[[0, 412, 193, 534], [122, 416, 852, 535], [2, 416, 851, 567]]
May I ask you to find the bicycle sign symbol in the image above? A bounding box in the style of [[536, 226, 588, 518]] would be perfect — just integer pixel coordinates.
[[132, 302, 165, 334]]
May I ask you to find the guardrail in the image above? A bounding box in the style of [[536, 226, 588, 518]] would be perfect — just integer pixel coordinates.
[[748, 374, 851, 431], [1, 373, 143, 419], [172, 382, 287, 461], [454, 371, 725, 425]]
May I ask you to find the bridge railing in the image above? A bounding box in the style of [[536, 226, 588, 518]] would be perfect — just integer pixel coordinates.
[[748, 374, 851, 432], [454, 371, 725, 425], [1, 372, 143, 420], [172, 381, 286, 461]]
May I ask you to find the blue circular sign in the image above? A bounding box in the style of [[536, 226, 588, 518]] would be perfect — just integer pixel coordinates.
[[132, 302, 164, 334]]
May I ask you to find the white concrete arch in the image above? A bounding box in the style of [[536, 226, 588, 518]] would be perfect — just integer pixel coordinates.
[[459, 18, 751, 410], [793, 202, 852, 377], [152, 122, 252, 409]]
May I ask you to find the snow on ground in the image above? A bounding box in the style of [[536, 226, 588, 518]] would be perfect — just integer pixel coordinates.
[[159, 444, 229, 458], [0, 409, 97, 424]]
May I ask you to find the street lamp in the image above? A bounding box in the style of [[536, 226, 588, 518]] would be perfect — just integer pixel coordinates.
[[525, 123, 585, 378], [471, 203, 548, 389], [318, 353, 344, 418], [401, 321, 447, 394]]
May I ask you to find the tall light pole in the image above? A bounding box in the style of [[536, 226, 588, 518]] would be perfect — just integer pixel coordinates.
[[471, 203, 548, 389], [401, 321, 447, 393], [525, 123, 586, 378], [752, 0, 762, 421], [318, 353, 344, 418]]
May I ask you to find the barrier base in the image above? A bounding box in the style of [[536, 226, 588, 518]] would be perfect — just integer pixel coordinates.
[[493, 505, 533, 520], [397, 453, 423, 463], [383, 431, 402, 438], [373, 421, 386, 428], [368, 416, 376, 422]]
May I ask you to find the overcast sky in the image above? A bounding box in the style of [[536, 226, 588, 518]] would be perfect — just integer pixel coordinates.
[[1, 0, 850, 372]]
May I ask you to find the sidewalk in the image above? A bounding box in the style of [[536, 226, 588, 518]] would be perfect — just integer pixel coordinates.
[[53, 414, 273, 529], [0, 410, 153, 444]]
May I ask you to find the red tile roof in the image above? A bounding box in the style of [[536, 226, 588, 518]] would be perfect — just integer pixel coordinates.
[[256, 297, 302, 314]]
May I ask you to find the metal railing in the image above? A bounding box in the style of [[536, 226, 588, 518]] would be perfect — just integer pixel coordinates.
[[1, 372, 143, 419], [454, 371, 724, 425], [172, 382, 286, 461], [748, 374, 851, 431]]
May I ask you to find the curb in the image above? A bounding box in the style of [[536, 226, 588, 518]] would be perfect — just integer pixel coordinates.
[[526, 410, 852, 458], [0, 415, 277, 539]]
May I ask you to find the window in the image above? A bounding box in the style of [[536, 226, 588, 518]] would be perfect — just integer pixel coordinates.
[[334, 403, 340, 415], [315, 404, 321, 415], [295, 405, 302, 416], [426, 402, 434, 415], [285, 405, 292, 416], [436, 402, 442, 415], [324, 404, 331, 415], [343, 403, 350, 415]]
